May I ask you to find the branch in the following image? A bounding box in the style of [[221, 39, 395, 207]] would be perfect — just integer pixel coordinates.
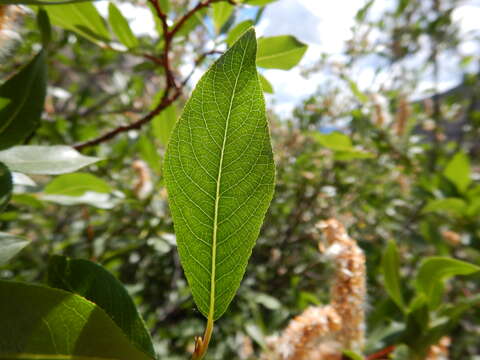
[[73, 0, 237, 150], [170, 0, 237, 37]]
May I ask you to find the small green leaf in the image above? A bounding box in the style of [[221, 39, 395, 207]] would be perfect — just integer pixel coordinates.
[[44, 173, 112, 196], [137, 135, 162, 174], [47, 256, 155, 359], [37, 8, 52, 46], [108, 3, 139, 48], [416, 257, 480, 308], [40, 191, 121, 209], [343, 350, 364, 360], [152, 104, 177, 146], [0, 51, 47, 150], [0, 281, 153, 360], [164, 29, 275, 321], [0, 98, 10, 111], [212, 2, 234, 33], [259, 73, 274, 93], [226, 20, 253, 46], [422, 198, 467, 216], [43, 2, 111, 44], [0, 162, 12, 212], [0, 145, 101, 174], [243, 0, 278, 5], [311, 131, 352, 150], [443, 151, 471, 193], [347, 78, 369, 103], [257, 35, 307, 70], [382, 240, 405, 310], [0, 233, 29, 266]]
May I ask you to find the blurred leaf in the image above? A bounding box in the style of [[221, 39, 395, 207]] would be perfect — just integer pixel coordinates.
[[137, 135, 162, 174], [11, 172, 36, 186], [212, 2, 234, 33], [347, 78, 369, 103], [41, 191, 121, 209], [0, 281, 153, 360], [422, 198, 467, 216], [43, 2, 111, 44], [0, 51, 47, 151], [44, 173, 112, 196], [257, 35, 307, 70], [382, 240, 405, 310], [0, 162, 12, 212], [0, 97, 10, 110], [0, 145, 101, 175], [108, 3, 139, 48], [343, 350, 364, 360], [259, 73, 274, 93], [48, 255, 155, 358], [245, 322, 266, 347], [226, 20, 253, 46], [416, 257, 480, 308], [152, 105, 177, 146], [443, 151, 471, 193], [334, 149, 374, 161], [243, 0, 277, 5], [254, 293, 281, 310], [37, 8, 52, 47], [164, 29, 275, 320], [311, 131, 352, 150], [0, 233, 29, 266]]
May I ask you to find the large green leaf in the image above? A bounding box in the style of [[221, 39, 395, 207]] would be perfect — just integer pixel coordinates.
[[382, 240, 405, 310], [164, 29, 275, 320], [0, 233, 29, 266], [108, 3, 139, 48], [0, 51, 47, 151], [257, 35, 307, 70], [47, 256, 155, 359], [44, 173, 112, 196], [0, 145, 100, 175], [443, 151, 471, 193], [43, 2, 111, 44], [416, 257, 480, 308], [0, 281, 153, 360], [0, 162, 12, 212]]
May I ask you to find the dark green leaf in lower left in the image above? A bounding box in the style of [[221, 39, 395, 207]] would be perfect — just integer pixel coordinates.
[[47, 255, 155, 359], [0, 51, 47, 150], [0, 280, 153, 360]]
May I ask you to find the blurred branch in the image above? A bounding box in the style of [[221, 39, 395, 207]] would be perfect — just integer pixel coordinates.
[[73, 0, 235, 151]]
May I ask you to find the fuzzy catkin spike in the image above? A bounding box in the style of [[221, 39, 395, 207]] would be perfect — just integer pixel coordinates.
[[394, 95, 410, 136], [319, 218, 366, 352], [262, 219, 366, 360]]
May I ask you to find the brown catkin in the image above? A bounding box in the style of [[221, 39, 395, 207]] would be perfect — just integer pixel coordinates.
[[262, 219, 366, 360], [395, 95, 410, 136]]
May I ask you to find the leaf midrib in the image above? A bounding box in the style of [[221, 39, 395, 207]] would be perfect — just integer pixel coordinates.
[[209, 39, 250, 320]]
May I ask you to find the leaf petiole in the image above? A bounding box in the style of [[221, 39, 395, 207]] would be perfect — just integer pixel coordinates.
[[192, 316, 214, 360]]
